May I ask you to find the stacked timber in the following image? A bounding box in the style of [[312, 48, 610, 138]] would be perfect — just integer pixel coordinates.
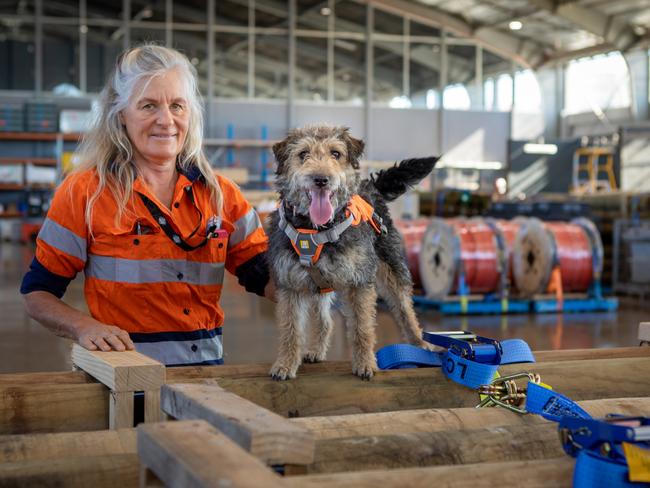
[[0, 345, 649, 487]]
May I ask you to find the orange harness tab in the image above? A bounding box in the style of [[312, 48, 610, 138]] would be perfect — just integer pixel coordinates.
[[347, 194, 383, 234]]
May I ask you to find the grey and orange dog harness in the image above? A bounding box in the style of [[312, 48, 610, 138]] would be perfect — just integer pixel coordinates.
[[278, 195, 387, 293]]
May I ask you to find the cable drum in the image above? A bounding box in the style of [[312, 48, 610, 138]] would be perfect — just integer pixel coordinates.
[[418, 218, 502, 299], [418, 218, 459, 299], [571, 217, 604, 283], [484, 217, 525, 289], [512, 217, 601, 297], [393, 218, 431, 289]]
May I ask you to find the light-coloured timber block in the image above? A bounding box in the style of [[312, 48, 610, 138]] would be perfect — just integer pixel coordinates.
[[640, 322, 650, 345], [144, 389, 162, 423], [71, 343, 165, 391], [110, 391, 135, 430], [72, 344, 165, 429], [161, 382, 314, 465], [137, 420, 285, 488]]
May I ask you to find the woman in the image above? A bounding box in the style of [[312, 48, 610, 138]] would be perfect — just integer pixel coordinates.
[[21, 45, 272, 366]]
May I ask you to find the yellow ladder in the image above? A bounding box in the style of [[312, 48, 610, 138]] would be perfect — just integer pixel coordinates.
[[572, 147, 618, 194]]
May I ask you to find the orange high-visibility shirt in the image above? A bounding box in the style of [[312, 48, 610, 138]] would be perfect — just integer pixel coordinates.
[[29, 166, 268, 365]]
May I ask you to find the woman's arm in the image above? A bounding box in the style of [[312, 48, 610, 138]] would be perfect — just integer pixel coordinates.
[[23, 291, 135, 351]]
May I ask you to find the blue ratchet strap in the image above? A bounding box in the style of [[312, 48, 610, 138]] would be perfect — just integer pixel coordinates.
[[375, 344, 442, 369], [525, 381, 592, 422], [376, 331, 535, 389], [526, 382, 650, 487], [559, 416, 650, 488]]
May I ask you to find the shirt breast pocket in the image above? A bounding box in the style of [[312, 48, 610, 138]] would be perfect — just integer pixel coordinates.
[[208, 229, 229, 264], [107, 221, 162, 259]]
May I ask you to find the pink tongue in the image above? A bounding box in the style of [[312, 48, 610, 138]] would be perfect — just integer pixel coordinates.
[[309, 189, 334, 226]]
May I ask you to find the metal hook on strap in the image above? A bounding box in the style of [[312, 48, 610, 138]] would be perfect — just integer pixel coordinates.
[[476, 372, 542, 414]]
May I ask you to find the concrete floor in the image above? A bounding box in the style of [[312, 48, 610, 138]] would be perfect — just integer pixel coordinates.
[[0, 241, 647, 374]]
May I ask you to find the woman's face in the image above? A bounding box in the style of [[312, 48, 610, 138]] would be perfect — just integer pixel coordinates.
[[121, 68, 190, 169]]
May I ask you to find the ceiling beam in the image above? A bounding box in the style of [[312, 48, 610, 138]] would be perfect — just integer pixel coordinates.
[[529, 0, 640, 52], [355, 0, 546, 68]]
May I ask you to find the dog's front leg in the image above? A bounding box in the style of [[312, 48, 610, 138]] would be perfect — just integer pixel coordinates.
[[270, 288, 309, 380], [341, 286, 378, 380], [304, 292, 335, 363]]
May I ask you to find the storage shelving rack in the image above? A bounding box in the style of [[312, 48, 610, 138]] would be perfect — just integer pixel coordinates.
[[0, 132, 81, 240]]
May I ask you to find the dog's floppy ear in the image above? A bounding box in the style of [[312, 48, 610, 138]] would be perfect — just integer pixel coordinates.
[[272, 137, 291, 175], [342, 129, 365, 169]]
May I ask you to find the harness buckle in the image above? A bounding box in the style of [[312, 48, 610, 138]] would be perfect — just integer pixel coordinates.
[[325, 228, 340, 242], [476, 372, 542, 413]]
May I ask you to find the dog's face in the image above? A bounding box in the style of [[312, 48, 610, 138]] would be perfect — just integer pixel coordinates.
[[273, 125, 364, 227]]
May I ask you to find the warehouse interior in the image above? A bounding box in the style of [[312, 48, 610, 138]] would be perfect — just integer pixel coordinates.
[[3, 2, 650, 486], [1, 0, 650, 376]]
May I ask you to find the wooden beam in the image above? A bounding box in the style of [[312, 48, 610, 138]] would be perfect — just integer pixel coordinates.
[[640, 322, 650, 345], [214, 357, 650, 417], [161, 383, 315, 465], [71, 344, 165, 392], [0, 383, 108, 434], [0, 349, 648, 436], [0, 454, 140, 488], [300, 423, 565, 473], [1, 396, 647, 464], [283, 458, 574, 488], [137, 420, 286, 488], [71, 344, 165, 429], [292, 397, 650, 439], [166, 346, 650, 382], [0, 429, 136, 462]]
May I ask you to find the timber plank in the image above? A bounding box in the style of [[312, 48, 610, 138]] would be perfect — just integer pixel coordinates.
[[0, 429, 136, 462], [138, 420, 285, 488], [283, 458, 574, 488], [214, 357, 650, 417], [2, 396, 648, 463], [304, 423, 564, 473], [291, 397, 650, 439], [165, 346, 650, 382], [0, 370, 94, 386], [0, 453, 140, 488], [1, 354, 649, 436], [0, 383, 108, 434], [71, 344, 165, 391], [162, 383, 314, 465]]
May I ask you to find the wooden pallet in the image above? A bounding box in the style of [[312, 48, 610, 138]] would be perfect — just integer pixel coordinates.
[[0, 334, 649, 486]]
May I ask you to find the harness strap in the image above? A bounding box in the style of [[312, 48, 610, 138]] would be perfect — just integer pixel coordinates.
[[278, 196, 380, 292]]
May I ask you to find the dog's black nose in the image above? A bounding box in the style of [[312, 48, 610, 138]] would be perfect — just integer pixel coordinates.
[[313, 176, 329, 188]]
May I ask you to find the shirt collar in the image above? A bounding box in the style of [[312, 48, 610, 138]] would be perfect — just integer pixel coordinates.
[[176, 163, 203, 183]]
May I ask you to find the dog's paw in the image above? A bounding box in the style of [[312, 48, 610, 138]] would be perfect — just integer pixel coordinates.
[[303, 351, 325, 363], [269, 362, 297, 381], [352, 358, 377, 381]]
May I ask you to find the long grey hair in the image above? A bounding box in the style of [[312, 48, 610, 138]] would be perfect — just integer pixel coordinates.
[[73, 44, 222, 231]]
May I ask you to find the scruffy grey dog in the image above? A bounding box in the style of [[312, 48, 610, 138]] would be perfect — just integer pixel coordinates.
[[268, 124, 438, 380]]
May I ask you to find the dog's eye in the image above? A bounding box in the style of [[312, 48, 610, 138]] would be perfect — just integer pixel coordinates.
[[299, 150, 309, 161], [331, 150, 341, 160]]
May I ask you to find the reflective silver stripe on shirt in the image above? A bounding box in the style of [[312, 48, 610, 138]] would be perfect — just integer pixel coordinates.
[[38, 218, 87, 262], [85, 254, 225, 285], [134, 335, 223, 366], [229, 208, 262, 248]]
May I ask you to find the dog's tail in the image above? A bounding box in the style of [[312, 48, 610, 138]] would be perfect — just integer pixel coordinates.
[[370, 157, 439, 202]]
